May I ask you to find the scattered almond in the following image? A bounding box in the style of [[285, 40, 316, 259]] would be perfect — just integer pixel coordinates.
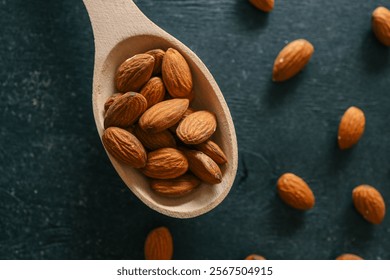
[[162, 48, 193, 98], [352, 185, 385, 224], [272, 39, 314, 82], [140, 77, 166, 109], [139, 98, 189, 134], [146, 49, 165, 74], [277, 173, 315, 210], [104, 92, 147, 129], [249, 0, 274, 12], [245, 254, 266, 260], [102, 127, 147, 168], [372, 6, 390, 46], [176, 111, 217, 145], [338, 106, 365, 150], [115, 54, 155, 92], [336, 253, 363, 260], [144, 226, 173, 260], [133, 125, 176, 150], [151, 174, 201, 197], [142, 148, 188, 179], [195, 140, 227, 164], [185, 150, 222, 184]]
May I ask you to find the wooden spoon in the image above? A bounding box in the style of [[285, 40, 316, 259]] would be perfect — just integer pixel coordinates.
[[83, 0, 238, 218]]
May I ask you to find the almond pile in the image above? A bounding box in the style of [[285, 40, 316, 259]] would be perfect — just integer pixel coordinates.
[[102, 48, 227, 198]]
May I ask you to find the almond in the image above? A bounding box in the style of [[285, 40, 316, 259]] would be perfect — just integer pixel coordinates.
[[249, 0, 274, 12], [336, 254, 363, 260], [176, 111, 217, 145], [104, 93, 123, 113], [372, 6, 390, 46], [272, 39, 314, 82], [185, 150, 222, 184], [338, 106, 365, 150], [104, 92, 147, 129], [169, 107, 196, 133], [140, 77, 166, 109], [144, 226, 173, 260], [151, 174, 200, 197], [277, 173, 315, 210], [162, 48, 193, 98], [115, 54, 154, 92], [146, 49, 165, 75], [102, 127, 147, 168], [142, 148, 188, 179], [245, 254, 266, 260], [133, 125, 176, 150], [352, 185, 385, 224], [195, 140, 227, 164], [139, 98, 189, 134]]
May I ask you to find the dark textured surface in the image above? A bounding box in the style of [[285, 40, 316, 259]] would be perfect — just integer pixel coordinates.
[[1, 0, 390, 260]]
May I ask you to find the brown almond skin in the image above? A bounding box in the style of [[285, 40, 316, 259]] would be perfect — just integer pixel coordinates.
[[140, 77, 166, 109], [115, 54, 155, 92], [249, 0, 274, 12], [195, 140, 227, 164], [151, 174, 200, 197], [102, 127, 147, 168], [372, 7, 390, 46], [185, 150, 222, 184], [104, 92, 148, 129], [245, 254, 266, 260], [277, 173, 315, 210], [104, 93, 123, 113], [146, 49, 165, 75], [142, 148, 188, 179], [169, 107, 196, 133], [139, 98, 189, 134], [352, 185, 385, 225], [144, 227, 173, 260], [272, 39, 314, 82], [176, 111, 217, 145], [338, 106, 365, 150], [133, 125, 176, 150], [336, 254, 363, 260], [162, 48, 193, 98]]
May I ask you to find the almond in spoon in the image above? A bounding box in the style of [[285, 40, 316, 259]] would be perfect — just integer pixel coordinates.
[[115, 53, 155, 92], [162, 48, 193, 98], [139, 98, 189, 134], [151, 174, 200, 197], [104, 92, 147, 129], [142, 148, 188, 179], [185, 150, 222, 184], [176, 111, 217, 145], [102, 127, 147, 168]]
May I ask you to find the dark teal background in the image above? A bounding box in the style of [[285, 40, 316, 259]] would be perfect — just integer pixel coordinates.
[[1, 0, 390, 259]]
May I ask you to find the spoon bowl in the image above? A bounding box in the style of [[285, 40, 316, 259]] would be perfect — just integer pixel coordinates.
[[83, 0, 238, 218]]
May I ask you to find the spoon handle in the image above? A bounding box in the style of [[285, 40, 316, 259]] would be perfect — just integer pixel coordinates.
[[83, 0, 157, 59]]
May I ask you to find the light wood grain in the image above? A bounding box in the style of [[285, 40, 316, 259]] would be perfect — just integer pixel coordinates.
[[83, 0, 238, 218]]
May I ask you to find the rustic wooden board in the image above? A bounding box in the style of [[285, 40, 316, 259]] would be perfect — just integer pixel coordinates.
[[0, 0, 389, 259]]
